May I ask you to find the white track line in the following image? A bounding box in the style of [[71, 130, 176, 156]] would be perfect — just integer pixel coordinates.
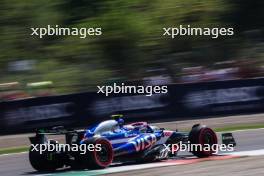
[[103, 162, 178, 174], [226, 149, 264, 156]]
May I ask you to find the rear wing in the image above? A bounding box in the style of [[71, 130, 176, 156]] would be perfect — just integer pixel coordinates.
[[29, 126, 85, 144], [35, 126, 73, 135]]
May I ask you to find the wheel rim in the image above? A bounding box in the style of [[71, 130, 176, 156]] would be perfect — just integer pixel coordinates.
[[94, 139, 113, 167], [204, 132, 214, 145], [199, 128, 217, 155], [97, 145, 110, 163]]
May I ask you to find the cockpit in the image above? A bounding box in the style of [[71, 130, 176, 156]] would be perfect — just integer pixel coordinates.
[[84, 118, 158, 139], [92, 120, 120, 135]]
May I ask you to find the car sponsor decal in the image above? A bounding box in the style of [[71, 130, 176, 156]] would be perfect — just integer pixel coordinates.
[[130, 134, 157, 151]]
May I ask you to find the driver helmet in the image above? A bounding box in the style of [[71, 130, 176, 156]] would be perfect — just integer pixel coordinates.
[[111, 114, 124, 128], [117, 118, 124, 127]]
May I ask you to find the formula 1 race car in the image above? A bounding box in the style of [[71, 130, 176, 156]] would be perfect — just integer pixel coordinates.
[[29, 115, 236, 171]]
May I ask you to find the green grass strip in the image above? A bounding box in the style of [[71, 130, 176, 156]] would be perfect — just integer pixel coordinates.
[[0, 146, 28, 155], [215, 123, 264, 132]]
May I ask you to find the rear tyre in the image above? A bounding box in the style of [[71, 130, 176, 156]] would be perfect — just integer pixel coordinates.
[[29, 140, 64, 172], [189, 124, 218, 158], [80, 138, 113, 169]]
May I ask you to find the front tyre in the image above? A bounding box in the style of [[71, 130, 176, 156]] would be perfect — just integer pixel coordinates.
[[189, 124, 218, 158]]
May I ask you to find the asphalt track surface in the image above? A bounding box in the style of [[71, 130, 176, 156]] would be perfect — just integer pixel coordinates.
[[0, 128, 264, 176]]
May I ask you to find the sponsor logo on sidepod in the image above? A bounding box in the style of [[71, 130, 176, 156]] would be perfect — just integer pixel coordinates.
[[131, 134, 157, 151]]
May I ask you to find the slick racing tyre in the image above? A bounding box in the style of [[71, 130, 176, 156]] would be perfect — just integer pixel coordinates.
[[80, 137, 113, 169], [189, 124, 218, 158], [29, 140, 64, 172]]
